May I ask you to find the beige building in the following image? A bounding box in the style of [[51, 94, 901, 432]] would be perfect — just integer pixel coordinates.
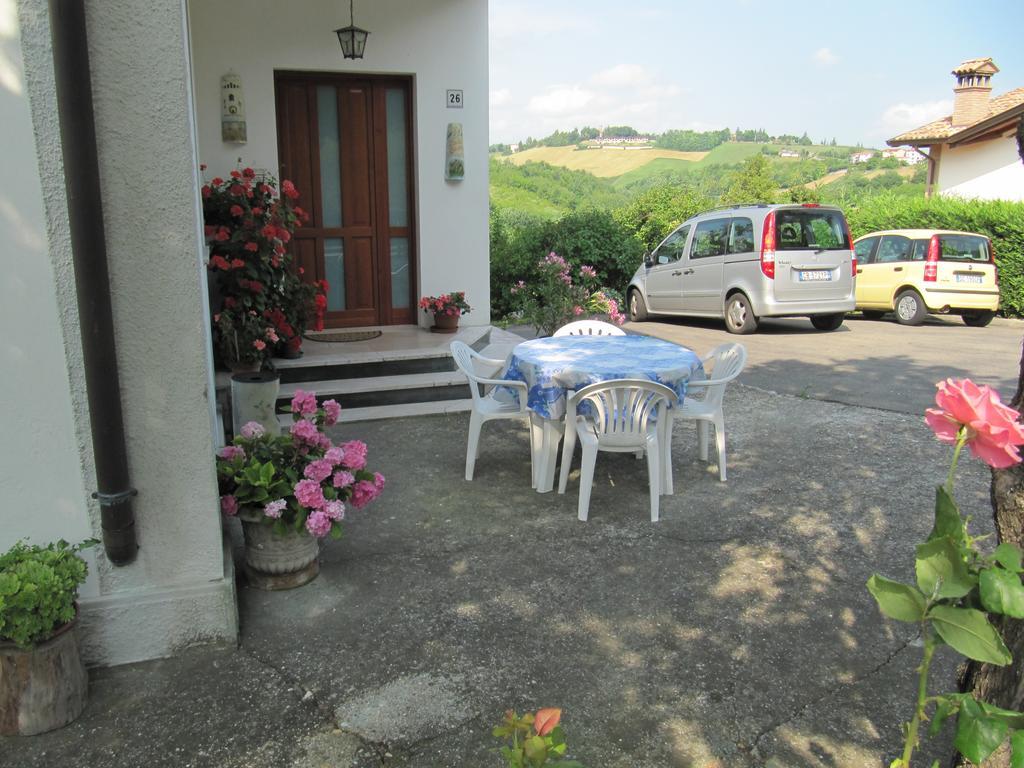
[[889, 58, 1024, 201]]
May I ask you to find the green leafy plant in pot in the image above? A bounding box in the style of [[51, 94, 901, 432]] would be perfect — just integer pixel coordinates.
[[0, 539, 94, 736]]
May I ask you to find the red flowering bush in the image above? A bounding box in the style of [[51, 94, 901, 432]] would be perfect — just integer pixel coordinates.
[[202, 168, 326, 366], [418, 291, 472, 318]]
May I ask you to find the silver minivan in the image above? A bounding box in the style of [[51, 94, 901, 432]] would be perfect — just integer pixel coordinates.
[[626, 204, 857, 334]]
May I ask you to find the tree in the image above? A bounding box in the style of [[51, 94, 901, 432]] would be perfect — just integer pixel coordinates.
[[721, 154, 777, 204], [957, 130, 1024, 768], [955, 343, 1024, 767]]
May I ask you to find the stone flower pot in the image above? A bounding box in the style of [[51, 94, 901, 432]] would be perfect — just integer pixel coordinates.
[[238, 508, 319, 591]]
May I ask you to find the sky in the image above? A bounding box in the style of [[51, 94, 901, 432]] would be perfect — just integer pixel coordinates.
[[488, 0, 1024, 148]]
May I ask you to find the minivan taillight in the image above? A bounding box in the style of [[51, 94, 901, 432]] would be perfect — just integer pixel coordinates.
[[760, 211, 776, 279], [846, 222, 856, 279], [925, 235, 939, 281]]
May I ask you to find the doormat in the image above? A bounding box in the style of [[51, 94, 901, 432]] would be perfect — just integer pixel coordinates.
[[304, 330, 383, 343]]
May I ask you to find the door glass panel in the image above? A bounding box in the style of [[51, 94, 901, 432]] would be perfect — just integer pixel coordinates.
[[385, 89, 408, 227], [691, 219, 730, 259], [324, 238, 346, 310], [390, 238, 410, 308], [316, 86, 342, 228]]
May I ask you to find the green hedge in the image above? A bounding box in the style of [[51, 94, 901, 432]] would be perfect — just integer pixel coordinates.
[[845, 194, 1024, 316], [490, 207, 643, 319]]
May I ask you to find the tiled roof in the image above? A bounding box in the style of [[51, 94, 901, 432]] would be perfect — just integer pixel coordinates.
[[889, 87, 1024, 144], [952, 57, 998, 75]]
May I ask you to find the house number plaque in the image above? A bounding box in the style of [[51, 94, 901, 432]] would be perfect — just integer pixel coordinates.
[[446, 90, 463, 108]]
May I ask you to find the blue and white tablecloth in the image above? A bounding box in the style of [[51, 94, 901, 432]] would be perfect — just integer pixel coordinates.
[[499, 335, 704, 420]]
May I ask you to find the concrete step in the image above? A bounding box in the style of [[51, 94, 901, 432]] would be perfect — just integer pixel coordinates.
[[278, 398, 473, 427], [277, 371, 470, 411]]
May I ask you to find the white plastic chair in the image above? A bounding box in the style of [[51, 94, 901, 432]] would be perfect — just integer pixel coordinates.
[[667, 343, 747, 482], [557, 379, 677, 522], [553, 320, 626, 337], [450, 341, 535, 483]]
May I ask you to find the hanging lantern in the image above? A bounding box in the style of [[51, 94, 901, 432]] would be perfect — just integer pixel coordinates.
[[335, 0, 369, 60]]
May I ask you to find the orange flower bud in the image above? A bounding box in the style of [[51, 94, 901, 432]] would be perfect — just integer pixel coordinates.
[[534, 708, 561, 737]]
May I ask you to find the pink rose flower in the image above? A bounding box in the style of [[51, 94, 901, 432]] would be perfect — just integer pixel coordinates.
[[294, 478, 326, 509], [264, 499, 287, 519], [290, 389, 318, 416], [253, 339, 266, 351], [305, 510, 332, 538], [925, 378, 1024, 469], [303, 458, 334, 484], [332, 470, 355, 488], [341, 440, 368, 470], [240, 421, 265, 439], [322, 399, 342, 426], [218, 445, 246, 461], [220, 494, 238, 516], [373, 471, 385, 491], [290, 419, 320, 446], [324, 446, 345, 466], [323, 500, 345, 521]]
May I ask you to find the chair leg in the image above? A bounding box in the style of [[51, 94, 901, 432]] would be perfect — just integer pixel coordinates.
[[525, 420, 537, 489], [646, 437, 661, 522], [714, 412, 727, 481], [697, 420, 709, 461], [660, 417, 674, 496], [558, 420, 577, 494], [529, 414, 544, 489], [465, 411, 483, 481], [577, 443, 598, 522]]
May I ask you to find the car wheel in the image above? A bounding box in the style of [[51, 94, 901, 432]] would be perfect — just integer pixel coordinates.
[[810, 313, 845, 331], [894, 290, 927, 326], [628, 289, 649, 322], [861, 310, 886, 320], [724, 293, 758, 334], [962, 310, 996, 327]]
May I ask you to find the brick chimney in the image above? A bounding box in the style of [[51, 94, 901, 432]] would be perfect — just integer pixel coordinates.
[[952, 58, 998, 126]]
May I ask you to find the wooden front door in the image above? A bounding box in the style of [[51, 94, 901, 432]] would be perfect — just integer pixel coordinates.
[[275, 73, 416, 328]]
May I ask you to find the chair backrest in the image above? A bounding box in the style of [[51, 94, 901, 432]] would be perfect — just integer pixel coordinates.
[[568, 379, 677, 449], [553, 320, 626, 337], [450, 341, 488, 405], [694, 343, 747, 409]]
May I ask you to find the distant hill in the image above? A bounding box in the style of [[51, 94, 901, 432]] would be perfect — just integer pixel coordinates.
[[502, 145, 707, 178], [488, 157, 626, 219]]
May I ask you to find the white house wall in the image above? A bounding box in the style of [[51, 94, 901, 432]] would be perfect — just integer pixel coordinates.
[[937, 133, 1024, 202], [16, 0, 236, 665], [1, 0, 94, 560], [187, 0, 491, 325]]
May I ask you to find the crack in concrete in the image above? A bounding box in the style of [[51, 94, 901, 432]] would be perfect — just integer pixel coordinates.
[[237, 645, 387, 766], [745, 632, 918, 757]]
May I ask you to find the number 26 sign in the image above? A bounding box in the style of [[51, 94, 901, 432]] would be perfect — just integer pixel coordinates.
[[446, 90, 463, 108]]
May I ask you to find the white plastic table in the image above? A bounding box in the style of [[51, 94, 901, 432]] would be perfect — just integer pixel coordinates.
[[500, 335, 704, 492]]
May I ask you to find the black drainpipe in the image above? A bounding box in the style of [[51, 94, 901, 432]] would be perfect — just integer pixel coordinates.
[[48, 0, 138, 565]]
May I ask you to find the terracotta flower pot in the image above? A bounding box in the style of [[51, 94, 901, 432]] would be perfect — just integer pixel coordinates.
[[431, 312, 460, 334]]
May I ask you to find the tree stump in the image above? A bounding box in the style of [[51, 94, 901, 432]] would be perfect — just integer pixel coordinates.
[[0, 620, 88, 736]]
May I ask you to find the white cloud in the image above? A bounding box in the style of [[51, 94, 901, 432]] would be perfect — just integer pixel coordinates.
[[527, 85, 596, 115], [813, 48, 839, 66], [880, 100, 953, 133], [591, 64, 652, 88], [490, 88, 511, 108]]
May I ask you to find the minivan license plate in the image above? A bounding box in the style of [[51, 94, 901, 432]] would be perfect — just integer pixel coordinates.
[[956, 273, 983, 284], [799, 270, 831, 282]]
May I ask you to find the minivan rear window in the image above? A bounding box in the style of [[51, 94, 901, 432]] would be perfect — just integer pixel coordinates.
[[938, 234, 989, 262], [775, 210, 850, 251]]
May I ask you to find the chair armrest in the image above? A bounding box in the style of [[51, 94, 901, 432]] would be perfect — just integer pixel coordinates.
[[473, 355, 507, 379], [481, 377, 530, 413]]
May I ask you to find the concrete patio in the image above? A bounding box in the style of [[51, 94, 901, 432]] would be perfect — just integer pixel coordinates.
[[3, 384, 994, 767]]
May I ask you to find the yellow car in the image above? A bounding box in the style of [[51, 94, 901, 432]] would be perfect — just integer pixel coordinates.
[[853, 229, 999, 326]]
